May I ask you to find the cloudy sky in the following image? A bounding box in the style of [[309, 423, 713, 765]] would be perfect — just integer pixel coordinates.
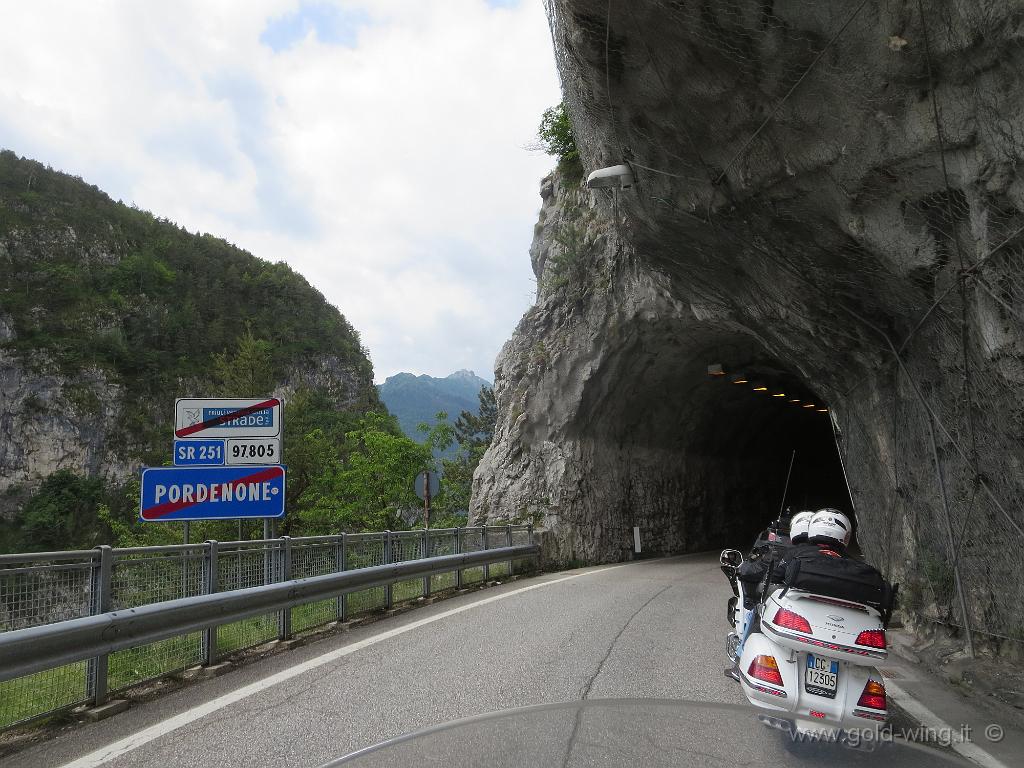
[[0, 0, 562, 382]]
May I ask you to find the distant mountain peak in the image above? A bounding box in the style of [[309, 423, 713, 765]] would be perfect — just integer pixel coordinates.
[[446, 370, 489, 385], [377, 369, 491, 449]]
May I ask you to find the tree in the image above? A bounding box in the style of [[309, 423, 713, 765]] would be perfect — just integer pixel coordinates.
[[211, 327, 275, 397], [296, 413, 432, 534], [434, 387, 497, 520], [453, 386, 497, 460], [16, 471, 106, 551], [282, 389, 361, 517], [537, 102, 582, 178]]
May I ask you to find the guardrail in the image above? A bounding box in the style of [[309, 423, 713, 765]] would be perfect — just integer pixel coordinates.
[[0, 525, 536, 731]]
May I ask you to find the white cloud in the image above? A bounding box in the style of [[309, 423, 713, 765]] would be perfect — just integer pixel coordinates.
[[0, 0, 561, 382]]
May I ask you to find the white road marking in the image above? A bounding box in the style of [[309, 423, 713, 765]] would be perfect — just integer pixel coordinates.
[[886, 680, 1010, 768], [57, 564, 630, 768]]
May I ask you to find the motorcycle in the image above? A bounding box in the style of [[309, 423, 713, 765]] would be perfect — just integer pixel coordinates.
[[721, 548, 890, 748]]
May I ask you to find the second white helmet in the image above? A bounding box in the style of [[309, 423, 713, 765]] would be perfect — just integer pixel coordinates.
[[789, 511, 815, 542], [807, 508, 852, 548]]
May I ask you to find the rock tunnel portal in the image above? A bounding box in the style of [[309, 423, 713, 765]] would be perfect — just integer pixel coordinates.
[[567, 327, 853, 560]]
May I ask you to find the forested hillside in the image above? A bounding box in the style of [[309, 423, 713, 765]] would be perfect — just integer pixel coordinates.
[[0, 151, 409, 551], [0, 150, 372, 417]]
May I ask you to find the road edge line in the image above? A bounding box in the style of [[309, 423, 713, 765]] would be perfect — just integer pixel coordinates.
[[54, 563, 631, 768], [886, 680, 1010, 768]]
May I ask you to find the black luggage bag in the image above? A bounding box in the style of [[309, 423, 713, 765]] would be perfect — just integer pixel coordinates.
[[778, 547, 899, 624]]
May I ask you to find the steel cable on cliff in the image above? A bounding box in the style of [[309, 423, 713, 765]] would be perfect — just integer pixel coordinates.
[[711, 0, 872, 188]]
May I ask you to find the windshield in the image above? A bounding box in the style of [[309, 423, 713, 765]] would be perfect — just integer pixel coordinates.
[[326, 699, 969, 767]]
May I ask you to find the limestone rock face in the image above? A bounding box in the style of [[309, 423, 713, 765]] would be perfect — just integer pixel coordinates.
[[475, 0, 1024, 642], [0, 336, 365, 519], [0, 347, 130, 515], [0, 151, 377, 522]]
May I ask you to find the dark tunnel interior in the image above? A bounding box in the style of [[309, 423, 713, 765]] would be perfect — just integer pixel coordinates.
[[686, 361, 854, 549], [574, 329, 855, 557]]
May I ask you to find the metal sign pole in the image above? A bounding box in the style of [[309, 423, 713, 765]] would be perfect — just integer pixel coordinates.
[[424, 471, 431, 530]]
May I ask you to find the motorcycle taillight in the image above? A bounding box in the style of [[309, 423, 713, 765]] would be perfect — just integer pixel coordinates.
[[748, 654, 784, 686], [855, 629, 886, 649], [773, 607, 812, 633], [857, 679, 887, 710]]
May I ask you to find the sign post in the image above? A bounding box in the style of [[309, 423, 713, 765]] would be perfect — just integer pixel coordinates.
[[415, 470, 439, 529]]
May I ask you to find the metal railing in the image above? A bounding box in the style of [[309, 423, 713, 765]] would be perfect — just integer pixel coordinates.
[[0, 525, 536, 731]]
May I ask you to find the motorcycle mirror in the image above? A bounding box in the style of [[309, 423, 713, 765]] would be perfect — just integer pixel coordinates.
[[720, 549, 742, 567]]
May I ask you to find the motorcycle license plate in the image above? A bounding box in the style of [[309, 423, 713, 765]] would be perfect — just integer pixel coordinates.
[[805, 653, 839, 698]]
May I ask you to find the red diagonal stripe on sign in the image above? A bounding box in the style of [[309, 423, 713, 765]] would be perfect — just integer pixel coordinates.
[[142, 466, 283, 520], [175, 398, 280, 438]]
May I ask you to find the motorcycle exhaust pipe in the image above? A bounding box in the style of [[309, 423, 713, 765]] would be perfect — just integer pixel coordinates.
[[757, 715, 795, 735], [725, 632, 740, 663]]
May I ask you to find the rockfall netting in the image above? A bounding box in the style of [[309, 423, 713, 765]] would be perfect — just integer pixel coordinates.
[[544, 0, 1024, 652]]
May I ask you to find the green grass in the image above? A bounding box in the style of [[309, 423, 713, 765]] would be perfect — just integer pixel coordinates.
[[0, 565, 512, 730], [0, 662, 89, 729]]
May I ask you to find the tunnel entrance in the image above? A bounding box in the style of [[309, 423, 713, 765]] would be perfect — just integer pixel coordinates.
[[573, 331, 854, 558], [684, 359, 855, 550]]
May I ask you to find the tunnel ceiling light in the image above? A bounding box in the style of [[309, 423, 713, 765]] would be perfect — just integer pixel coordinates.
[[732, 375, 748, 384], [817, 408, 829, 413], [803, 403, 816, 409], [772, 392, 786, 397], [753, 385, 768, 391], [707, 363, 725, 377], [789, 398, 801, 404]]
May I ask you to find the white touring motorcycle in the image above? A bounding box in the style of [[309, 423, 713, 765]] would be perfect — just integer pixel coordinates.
[[721, 548, 897, 747]]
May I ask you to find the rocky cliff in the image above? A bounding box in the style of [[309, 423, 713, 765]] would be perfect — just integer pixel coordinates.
[[475, 1, 1024, 650], [0, 151, 379, 522]]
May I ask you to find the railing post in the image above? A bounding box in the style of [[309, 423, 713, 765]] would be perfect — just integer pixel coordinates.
[[528, 524, 534, 574], [506, 524, 513, 576], [422, 528, 431, 598], [336, 532, 347, 623], [87, 545, 113, 706], [279, 535, 292, 641], [455, 527, 463, 590], [482, 527, 490, 582], [202, 540, 219, 666], [384, 531, 393, 609]]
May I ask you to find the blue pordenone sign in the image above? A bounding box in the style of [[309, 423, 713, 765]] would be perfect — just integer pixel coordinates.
[[174, 439, 225, 466], [140, 465, 285, 521]]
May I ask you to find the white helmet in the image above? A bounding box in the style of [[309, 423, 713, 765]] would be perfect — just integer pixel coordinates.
[[789, 511, 815, 543], [808, 508, 852, 548]]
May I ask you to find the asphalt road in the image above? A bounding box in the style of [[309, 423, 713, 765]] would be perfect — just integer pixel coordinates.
[[2, 554, 1010, 768]]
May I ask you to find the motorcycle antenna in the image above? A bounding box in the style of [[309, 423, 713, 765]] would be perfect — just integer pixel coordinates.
[[778, 450, 796, 518]]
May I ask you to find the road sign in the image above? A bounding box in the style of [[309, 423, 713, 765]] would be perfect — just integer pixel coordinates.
[[226, 438, 281, 465], [415, 470, 439, 500], [174, 398, 282, 439], [174, 439, 225, 466], [140, 465, 286, 521], [173, 438, 283, 466]]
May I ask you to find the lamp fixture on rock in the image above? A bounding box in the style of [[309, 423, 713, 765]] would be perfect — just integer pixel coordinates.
[[586, 163, 635, 189]]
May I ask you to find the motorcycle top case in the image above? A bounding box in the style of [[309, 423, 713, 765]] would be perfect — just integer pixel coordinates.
[[777, 546, 889, 609]]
